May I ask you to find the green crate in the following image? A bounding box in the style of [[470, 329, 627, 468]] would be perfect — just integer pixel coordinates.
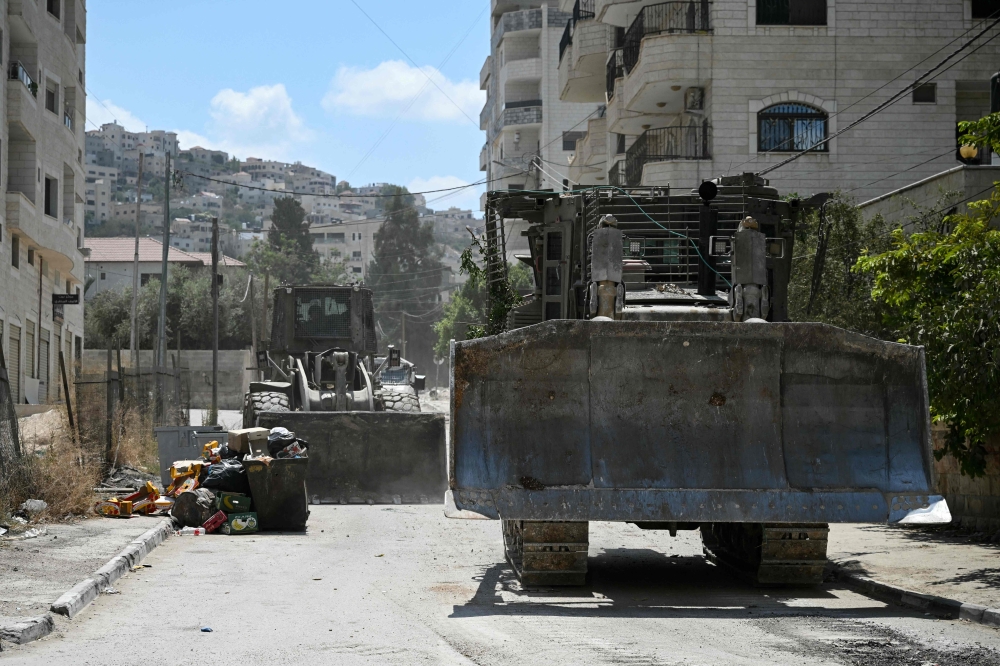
[[215, 492, 252, 514], [220, 512, 259, 535]]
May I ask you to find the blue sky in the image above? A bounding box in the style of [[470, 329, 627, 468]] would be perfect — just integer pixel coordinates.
[[85, 1, 489, 212]]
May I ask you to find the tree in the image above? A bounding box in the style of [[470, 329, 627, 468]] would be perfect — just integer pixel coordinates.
[[855, 188, 1000, 478], [434, 244, 532, 357], [367, 186, 444, 372]]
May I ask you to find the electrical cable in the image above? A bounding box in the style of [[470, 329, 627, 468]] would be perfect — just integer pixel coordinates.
[[348, 0, 480, 129], [757, 18, 1000, 176]]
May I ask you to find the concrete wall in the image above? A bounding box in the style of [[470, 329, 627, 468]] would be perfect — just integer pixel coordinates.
[[859, 165, 1000, 228], [82, 349, 254, 410], [935, 432, 1000, 534]]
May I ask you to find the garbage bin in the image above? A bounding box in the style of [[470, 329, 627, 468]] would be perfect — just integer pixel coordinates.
[[242, 458, 310, 531]]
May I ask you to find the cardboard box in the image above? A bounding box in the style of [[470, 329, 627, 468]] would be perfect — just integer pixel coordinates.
[[202, 510, 227, 533], [228, 428, 269, 455], [215, 492, 252, 513], [221, 512, 259, 535]]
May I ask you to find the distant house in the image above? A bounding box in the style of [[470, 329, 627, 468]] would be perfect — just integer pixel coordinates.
[[84, 237, 245, 301]]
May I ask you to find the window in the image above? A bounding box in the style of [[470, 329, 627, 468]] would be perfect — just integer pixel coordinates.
[[140, 273, 160, 286], [12, 236, 19, 268], [758, 103, 828, 152], [47, 0, 60, 19], [913, 83, 937, 104], [757, 0, 826, 25], [100, 272, 106, 280], [562, 131, 586, 151], [972, 0, 1000, 18], [45, 81, 58, 114], [44, 177, 58, 217], [27, 248, 34, 266]]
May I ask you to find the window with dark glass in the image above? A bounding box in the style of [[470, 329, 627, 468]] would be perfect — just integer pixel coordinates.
[[913, 83, 937, 104], [562, 131, 586, 151], [615, 133, 626, 155], [972, 0, 1000, 18], [758, 103, 828, 152], [756, 0, 827, 25]]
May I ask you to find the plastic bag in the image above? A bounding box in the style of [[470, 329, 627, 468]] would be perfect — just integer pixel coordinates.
[[200, 459, 251, 495]]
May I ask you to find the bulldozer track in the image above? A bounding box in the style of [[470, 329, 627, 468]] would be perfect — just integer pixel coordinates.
[[701, 523, 829, 586]]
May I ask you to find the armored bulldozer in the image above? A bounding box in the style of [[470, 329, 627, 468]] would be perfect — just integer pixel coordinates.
[[245, 285, 445, 504], [447, 177, 950, 587]]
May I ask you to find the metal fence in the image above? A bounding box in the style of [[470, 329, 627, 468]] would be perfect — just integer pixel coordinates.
[[75, 349, 188, 467]]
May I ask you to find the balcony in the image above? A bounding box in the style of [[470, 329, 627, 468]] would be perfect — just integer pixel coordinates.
[[9, 61, 37, 98], [492, 101, 543, 135], [6, 191, 78, 274], [568, 115, 608, 185], [624, 123, 711, 185], [608, 160, 626, 187], [492, 8, 543, 50], [480, 55, 492, 91], [559, 1, 611, 103], [559, 0, 595, 61], [501, 56, 542, 82], [480, 96, 495, 131], [623, 1, 712, 74], [606, 48, 624, 101], [480, 145, 488, 171]]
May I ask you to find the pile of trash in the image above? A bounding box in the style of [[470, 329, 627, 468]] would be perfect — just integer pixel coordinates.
[[0, 499, 49, 540], [96, 426, 310, 536]]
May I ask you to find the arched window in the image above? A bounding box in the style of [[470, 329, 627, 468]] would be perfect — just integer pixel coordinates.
[[758, 103, 828, 153]]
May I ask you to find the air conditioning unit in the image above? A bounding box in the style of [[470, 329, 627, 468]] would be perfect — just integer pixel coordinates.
[[685, 87, 706, 112]]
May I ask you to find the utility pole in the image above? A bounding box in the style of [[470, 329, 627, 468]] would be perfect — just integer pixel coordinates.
[[211, 216, 219, 425], [401, 312, 406, 359], [129, 153, 144, 366], [262, 271, 270, 345], [155, 153, 171, 422], [248, 275, 259, 381]]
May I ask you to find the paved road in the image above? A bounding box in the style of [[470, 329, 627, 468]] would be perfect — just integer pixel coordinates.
[[6, 507, 1000, 665]]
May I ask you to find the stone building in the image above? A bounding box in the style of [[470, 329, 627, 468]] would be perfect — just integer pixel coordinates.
[[479, 1, 604, 205], [1, 0, 88, 405], [555, 0, 1000, 201]]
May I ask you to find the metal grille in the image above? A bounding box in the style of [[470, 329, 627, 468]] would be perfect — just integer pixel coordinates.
[[758, 103, 828, 153], [582, 187, 741, 287], [362, 289, 376, 353], [623, 1, 712, 73], [294, 290, 352, 338]]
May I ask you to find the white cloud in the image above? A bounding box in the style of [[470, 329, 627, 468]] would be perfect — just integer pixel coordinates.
[[323, 61, 483, 122], [86, 98, 146, 133], [194, 84, 313, 160], [408, 175, 484, 213]]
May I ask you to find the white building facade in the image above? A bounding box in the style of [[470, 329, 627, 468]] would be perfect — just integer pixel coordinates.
[[558, 0, 1000, 200], [479, 2, 605, 205], [1, 0, 88, 405]]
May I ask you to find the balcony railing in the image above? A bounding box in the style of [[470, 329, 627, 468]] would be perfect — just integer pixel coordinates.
[[609, 160, 626, 187], [623, 1, 712, 73], [505, 99, 543, 109], [625, 123, 711, 186], [492, 8, 543, 50], [9, 61, 37, 97], [559, 0, 597, 61], [606, 49, 624, 101], [491, 104, 544, 136]]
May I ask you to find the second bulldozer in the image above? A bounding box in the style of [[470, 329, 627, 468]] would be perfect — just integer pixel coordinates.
[[246, 284, 446, 504]]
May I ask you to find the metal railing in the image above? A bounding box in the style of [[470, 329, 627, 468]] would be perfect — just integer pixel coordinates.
[[8, 61, 36, 97], [505, 99, 543, 109], [606, 48, 624, 101], [625, 123, 711, 186], [560, 0, 597, 61], [608, 161, 626, 187], [623, 1, 711, 73]]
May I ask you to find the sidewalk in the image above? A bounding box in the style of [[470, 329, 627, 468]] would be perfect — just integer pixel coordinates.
[[0, 516, 163, 619], [828, 523, 1000, 610]]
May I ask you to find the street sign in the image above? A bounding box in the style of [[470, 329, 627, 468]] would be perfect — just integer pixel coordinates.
[[52, 293, 80, 305]]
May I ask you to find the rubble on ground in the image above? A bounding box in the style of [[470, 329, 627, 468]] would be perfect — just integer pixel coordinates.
[[17, 409, 70, 454]]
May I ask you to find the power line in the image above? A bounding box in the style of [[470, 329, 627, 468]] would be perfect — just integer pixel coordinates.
[[348, 0, 479, 129], [758, 17, 1000, 177], [345, 3, 488, 180]]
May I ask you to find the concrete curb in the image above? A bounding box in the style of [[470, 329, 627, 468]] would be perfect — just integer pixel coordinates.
[[49, 518, 174, 620], [0, 615, 55, 645], [832, 566, 1000, 627]]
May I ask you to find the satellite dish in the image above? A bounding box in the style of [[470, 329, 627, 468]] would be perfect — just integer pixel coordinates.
[[698, 181, 718, 203]]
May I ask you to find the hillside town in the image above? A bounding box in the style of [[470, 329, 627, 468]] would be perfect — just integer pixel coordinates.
[[1, 1, 1000, 664]]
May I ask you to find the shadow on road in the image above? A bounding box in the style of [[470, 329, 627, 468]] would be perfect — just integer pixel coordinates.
[[451, 548, 910, 620]]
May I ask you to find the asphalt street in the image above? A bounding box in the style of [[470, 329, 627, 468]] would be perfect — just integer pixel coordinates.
[[6, 506, 1000, 665]]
